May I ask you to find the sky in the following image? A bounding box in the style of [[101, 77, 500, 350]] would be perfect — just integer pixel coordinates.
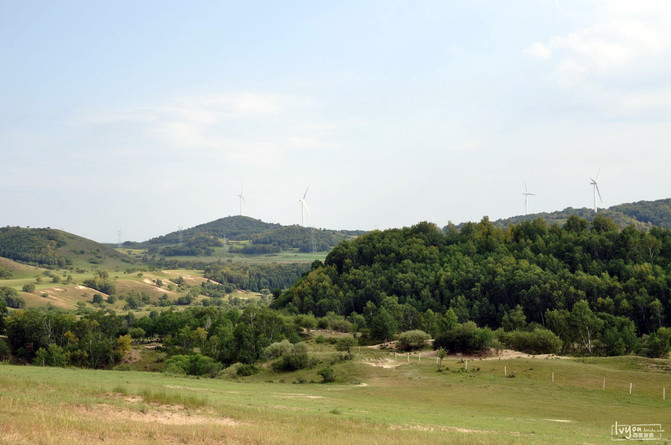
[[2, 1, 671, 243]]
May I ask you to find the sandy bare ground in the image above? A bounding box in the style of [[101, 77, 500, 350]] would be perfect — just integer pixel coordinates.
[[362, 358, 405, 369], [366, 344, 563, 361], [74, 402, 241, 427]]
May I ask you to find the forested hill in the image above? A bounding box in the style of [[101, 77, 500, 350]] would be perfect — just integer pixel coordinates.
[[489, 198, 671, 229], [0, 227, 134, 268], [273, 215, 671, 338], [139, 216, 280, 245], [128, 215, 366, 255]]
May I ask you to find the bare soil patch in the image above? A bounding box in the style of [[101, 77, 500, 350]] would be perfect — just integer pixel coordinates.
[[74, 403, 241, 427]]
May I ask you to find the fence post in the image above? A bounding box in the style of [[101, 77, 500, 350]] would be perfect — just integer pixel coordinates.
[[664, 387, 666, 401], [465, 360, 468, 370], [603, 378, 605, 390], [629, 383, 632, 395], [504, 366, 507, 376], [407, 353, 409, 362], [552, 372, 554, 382]]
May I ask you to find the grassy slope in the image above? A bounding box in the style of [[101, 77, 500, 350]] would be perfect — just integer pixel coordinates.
[[54, 230, 135, 271], [0, 349, 668, 444]]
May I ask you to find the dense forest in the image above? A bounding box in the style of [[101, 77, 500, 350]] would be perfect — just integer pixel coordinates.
[[273, 215, 671, 356]]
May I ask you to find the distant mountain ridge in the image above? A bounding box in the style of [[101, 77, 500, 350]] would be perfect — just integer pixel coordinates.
[[483, 198, 671, 230]]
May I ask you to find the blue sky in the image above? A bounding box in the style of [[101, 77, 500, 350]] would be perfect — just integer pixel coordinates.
[[2, 1, 671, 242]]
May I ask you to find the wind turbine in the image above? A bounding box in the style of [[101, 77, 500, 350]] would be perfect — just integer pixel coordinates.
[[299, 186, 311, 227], [238, 184, 246, 216], [522, 180, 536, 216], [589, 170, 602, 212]]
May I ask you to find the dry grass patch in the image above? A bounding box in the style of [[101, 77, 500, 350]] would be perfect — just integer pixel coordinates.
[[74, 403, 242, 427]]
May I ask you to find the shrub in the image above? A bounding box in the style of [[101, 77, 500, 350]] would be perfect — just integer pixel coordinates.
[[237, 364, 258, 376], [128, 327, 146, 340], [33, 344, 66, 367], [318, 366, 335, 383], [335, 337, 358, 359], [315, 334, 327, 344], [264, 340, 293, 359], [22, 283, 35, 293], [396, 330, 431, 351], [640, 328, 671, 358], [433, 322, 493, 353], [272, 343, 309, 372], [0, 338, 10, 361], [163, 354, 222, 377], [497, 329, 562, 355], [294, 314, 318, 329]]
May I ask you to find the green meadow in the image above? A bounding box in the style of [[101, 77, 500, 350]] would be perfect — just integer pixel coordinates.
[[0, 351, 668, 444]]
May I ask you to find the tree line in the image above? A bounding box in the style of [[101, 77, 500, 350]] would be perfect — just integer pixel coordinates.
[[272, 215, 671, 356]]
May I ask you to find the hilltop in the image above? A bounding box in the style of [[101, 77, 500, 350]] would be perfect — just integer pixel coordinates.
[[0, 226, 135, 270], [125, 215, 366, 258], [485, 197, 671, 230]]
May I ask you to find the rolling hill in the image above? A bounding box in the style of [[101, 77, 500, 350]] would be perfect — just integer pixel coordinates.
[[485, 198, 671, 230], [125, 215, 367, 257], [0, 226, 135, 270]]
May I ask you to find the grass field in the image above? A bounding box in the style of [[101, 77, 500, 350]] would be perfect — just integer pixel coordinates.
[[0, 348, 669, 444]]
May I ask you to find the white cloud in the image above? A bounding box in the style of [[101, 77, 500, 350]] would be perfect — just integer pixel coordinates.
[[527, 1, 671, 83], [524, 42, 551, 60], [71, 92, 339, 166], [524, 1, 671, 120]]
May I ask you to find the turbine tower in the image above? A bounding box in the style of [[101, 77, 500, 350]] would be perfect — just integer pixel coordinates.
[[299, 186, 311, 227], [589, 170, 602, 212], [238, 183, 246, 216], [522, 180, 536, 216]]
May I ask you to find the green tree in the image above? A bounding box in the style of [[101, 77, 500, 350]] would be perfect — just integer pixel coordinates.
[[336, 336, 358, 359], [370, 308, 397, 342], [570, 300, 603, 354]]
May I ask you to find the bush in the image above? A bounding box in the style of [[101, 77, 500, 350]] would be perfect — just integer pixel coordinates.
[[335, 337, 358, 358], [237, 364, 258, 376], [0, 338, 10, 361], [272, 343, 309, 372], [0, 287, 25, 308], [496, 329, 561, 355], [396, 330, 431, 351], [22, 283, 35, 293], [315, 334, 327, 344], [433, 322, 493, 353], [33, 344, 66, 367], [294, 314, 317, 329], [163, 354, 222, 377], [318, 366, 335, 383], [640, 327, 671, 358], [264, 340, 293, 359], [128, 327, 146, 340]]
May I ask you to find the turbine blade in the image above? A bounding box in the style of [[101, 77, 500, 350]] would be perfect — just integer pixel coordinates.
[[303, 186, 310, 200], [596, 184, 603, 202], [595, 169, 600, 182], [304, 201, 311, 217], [524, 180, 528, 193]]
